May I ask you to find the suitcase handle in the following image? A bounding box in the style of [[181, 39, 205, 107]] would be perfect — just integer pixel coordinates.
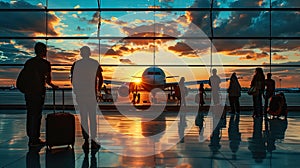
[[53, 89, 64, 113]]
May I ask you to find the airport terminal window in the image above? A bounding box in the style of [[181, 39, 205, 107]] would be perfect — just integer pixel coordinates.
[[0, 0, 299, 105]]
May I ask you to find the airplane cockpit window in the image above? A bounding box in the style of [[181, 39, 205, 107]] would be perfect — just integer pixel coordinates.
[[148, 72, 161, 75]]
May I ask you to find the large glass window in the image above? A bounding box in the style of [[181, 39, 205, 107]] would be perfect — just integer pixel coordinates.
[[0, 0, 299, 106]]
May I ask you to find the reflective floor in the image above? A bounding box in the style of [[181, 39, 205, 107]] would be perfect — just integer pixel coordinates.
[[0, 109, 300, 168]]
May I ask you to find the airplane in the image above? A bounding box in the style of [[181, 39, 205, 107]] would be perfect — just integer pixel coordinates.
[[103, 66, 230, 104]]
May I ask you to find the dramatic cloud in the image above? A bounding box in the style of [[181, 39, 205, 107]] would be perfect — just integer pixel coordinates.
[[272, 53, 288, 60], [119, 58, 135, 65], [0, 1, 60, 37], [168, 42, 197, 56]]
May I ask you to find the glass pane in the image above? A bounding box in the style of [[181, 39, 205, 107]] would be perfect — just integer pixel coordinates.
[[101, 0, 195, 9], [272, 40, 300, 65], [189, 0, 211, 8], [187, 11, 211, 37], [0, 39, 47, 64], [213, 40, 270, 65], [0, 66, 21, 87], [214, 0, 270, 8], [272, 11, 300, 37], [0, 12, 46, 37], [47, 39, 99, 64], [0, 66, 25, 105], [51, 65, 72, 87], [0, 0, 46, 9], [48, 0, 98, 9], [47, 11, 98, 37], [271, 0, 300, 8], [213, 11, 270, 37], [100, 11, 195, 38], [155, 39, 211, 66]]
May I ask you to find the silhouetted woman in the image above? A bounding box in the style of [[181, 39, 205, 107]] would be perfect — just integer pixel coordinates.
[[227, 72, 241, 114], [250, 68, 265, 118], [198, 83, 206, 107]]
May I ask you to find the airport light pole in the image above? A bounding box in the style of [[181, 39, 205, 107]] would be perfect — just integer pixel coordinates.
[[279, 78, 282, 89]]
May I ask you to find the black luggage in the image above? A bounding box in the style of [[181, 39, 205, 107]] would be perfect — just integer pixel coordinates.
[[46, 89, 75, 150], [267, 92, 288, 117]]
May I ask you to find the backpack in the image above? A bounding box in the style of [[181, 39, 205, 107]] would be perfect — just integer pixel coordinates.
[[267, 93, 288, 117], [16, 68, 29, 93]]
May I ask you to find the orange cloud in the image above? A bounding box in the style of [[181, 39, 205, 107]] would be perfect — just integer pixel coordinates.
[[272, 53, 288, 60]]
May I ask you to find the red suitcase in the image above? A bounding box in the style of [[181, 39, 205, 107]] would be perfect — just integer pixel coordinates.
[[46, 89, 75, 150]]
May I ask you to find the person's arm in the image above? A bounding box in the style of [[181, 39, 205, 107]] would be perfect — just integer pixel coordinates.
[[96, 65, 103, 92], [70, 62, 75, 83], [46, 64, 59, 89]]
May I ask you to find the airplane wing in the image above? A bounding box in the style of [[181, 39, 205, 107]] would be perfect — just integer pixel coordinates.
[[164, 78, 230, 88], [184, 78, 230, 86], [103, 79, 128, 85]]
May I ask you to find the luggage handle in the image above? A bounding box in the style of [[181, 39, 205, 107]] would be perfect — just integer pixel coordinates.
[[53, 88, 65, 113]]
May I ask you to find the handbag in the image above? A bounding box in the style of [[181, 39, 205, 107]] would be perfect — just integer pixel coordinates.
[[247, 86, 257, 95]]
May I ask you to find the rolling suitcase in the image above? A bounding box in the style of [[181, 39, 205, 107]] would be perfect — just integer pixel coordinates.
[[46, 89, 75, 150]]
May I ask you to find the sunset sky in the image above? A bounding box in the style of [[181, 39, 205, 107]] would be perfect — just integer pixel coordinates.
[[0, 0, 299, 88]]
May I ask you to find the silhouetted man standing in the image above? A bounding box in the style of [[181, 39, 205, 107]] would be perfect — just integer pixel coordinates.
[[209, 69, 221, 105], [24, 42, 58, 147], [71, 46, 103, 149]]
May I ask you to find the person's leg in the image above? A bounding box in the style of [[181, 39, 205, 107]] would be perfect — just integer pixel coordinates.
[[264, 94, 270, 115], [235, 97, 241, 114], [89, 105, 97, 140], [253, 95, 258, 117], [25, 94, 44, 145], [229, 96, 235, 114], [213, 91, 220, 105], [258, 92, 263, 116]]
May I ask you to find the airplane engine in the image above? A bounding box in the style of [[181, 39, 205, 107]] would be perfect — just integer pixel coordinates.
[[118, 85, 130, 97]]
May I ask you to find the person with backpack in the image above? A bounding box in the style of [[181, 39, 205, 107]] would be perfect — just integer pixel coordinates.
[[20, 42, 58, 147]]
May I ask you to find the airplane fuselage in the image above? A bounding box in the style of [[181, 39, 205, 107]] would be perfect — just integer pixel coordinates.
[[140, 66, 166, 92]]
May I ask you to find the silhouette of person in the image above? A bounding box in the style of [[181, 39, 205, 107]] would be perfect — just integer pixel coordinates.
[[209, 116, 223, 155], [71, 46, 103, 149], [264, 73, 275, 114], [198, 83, 206, 107], [177, 77, 187, 107], [228, 114, 241, 160], [227, 72, 241, 114], [250, 68, 265, 118], [209, 69, 221, 105], [81, 148, 99, 168], [195, 109, 205, 140], [248, 117, 266, 163], [23, 42, 58, 147], [178, 112, 187, 143]]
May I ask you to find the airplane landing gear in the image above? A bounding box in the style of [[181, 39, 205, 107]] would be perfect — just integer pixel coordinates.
[[132, 93, 140, 104]]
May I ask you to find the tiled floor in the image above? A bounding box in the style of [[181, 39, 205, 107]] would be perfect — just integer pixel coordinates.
[[0, 109, 299, 168]]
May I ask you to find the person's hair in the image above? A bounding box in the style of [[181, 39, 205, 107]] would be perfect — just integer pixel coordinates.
[[231, 72, 237, 79], [80, 46, 91, 58], [267, 73, 272, 78], [34, 42, 46, 56], [212, 68, 217, 74], [255, 67, 265, 81]]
